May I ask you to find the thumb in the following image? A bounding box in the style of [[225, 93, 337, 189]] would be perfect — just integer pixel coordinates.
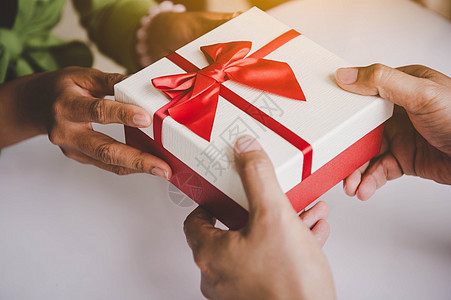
[[234, 135, 295, 223], [335, 64, 438, 114], [184, 207, 221, 253], [87, 68, 128, 97]]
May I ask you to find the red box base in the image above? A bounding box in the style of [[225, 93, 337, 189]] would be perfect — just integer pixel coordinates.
[[125, 124, 384, 230]]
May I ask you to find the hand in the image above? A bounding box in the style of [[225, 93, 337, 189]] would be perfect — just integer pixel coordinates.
[[184, 136, 334, 300], [163, 0, 207, 11], [336, 64, 451, 200], [0, 67, 172, 178], [144, 11, 236, 63]]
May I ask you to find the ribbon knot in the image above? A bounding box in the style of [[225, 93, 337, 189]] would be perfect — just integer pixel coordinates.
[[198, 63, 228, 83], [152, 40, 306, 141]]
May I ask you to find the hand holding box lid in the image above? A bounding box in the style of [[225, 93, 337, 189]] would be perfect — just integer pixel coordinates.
[[115, 8, 393, 229]]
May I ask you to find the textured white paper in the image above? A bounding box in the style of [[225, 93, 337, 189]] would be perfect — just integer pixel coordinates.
[[115, 8, 393, 210]]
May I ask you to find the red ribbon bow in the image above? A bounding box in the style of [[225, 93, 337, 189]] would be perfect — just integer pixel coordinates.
[[152, 41, 306, 141]]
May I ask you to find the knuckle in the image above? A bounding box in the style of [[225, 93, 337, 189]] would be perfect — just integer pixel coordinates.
[[131, 157, 145, 172], [200, 287, 211, 300], [49, 98, 69, 126], [255, 208, 286, 229], [420, 81, 441, 102], [253, 209, 274, 227], [316, 201, 330, 217], [90, 99, 107, 123], [104, 73, 114, 88], [60, 148, 69, 156], [183, 219, 190, 235], [200, 269, 218, 300], [369, 63, 390, 85], [58, 66, 84, 79], [95, 142, 115, 164], [117, 107, 129, 123], [48, 128, 64, 145], [408, 65, 437, 79], [51, 100, 66, 118], [60, 148, 76, 159], [410, 81, 441, 114], [63, 66, 81, 73], [105, 72, 123, 87], [242, 156, 273, 178], [56, 66, 77, 77], [111, 166, 129, 176], [186, 232, 206, 259], [193, 250, 210, 274], [411, 64, 428, 72]]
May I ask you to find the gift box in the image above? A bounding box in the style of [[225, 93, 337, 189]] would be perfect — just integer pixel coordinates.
[[115, 8, 393, 229]]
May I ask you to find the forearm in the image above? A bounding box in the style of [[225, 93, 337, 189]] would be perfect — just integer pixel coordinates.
[[0, 75, 44, 148], [73, 0, 155, 72]]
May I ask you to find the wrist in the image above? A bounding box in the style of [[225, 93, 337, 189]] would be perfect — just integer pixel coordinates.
[[0, 74, 46, 148], [135, 1, 186, 68]]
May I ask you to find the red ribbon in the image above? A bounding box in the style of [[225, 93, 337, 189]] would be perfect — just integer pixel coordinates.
[[152, 29, 313, 180]]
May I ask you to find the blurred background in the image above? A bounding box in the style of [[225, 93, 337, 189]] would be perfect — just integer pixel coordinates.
[[1, 0, 450, 300], [54, 0, 252, 74], [54, 0, 450, 74]]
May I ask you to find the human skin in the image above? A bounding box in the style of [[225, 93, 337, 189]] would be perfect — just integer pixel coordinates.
[[143, 11, 237, 63], [184, 135, 335, 300], [336, 64, 451, 200], [0, 67, 172, 178]]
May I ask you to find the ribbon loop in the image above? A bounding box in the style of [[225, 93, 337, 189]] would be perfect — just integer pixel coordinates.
[[201, 41, 252, 65]]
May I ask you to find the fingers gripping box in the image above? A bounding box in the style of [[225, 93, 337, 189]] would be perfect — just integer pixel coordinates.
[[115, 8, 393, 229]]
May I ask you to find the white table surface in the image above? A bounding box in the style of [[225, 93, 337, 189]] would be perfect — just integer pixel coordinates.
[[1, 0, 450, 299]]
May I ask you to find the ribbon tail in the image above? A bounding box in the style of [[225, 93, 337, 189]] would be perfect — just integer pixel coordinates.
[[168, 83, 221, 142]]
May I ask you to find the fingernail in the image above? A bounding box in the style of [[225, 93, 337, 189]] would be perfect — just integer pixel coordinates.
[[133, 114, 151, 127], [336, 68, 359, 84], [234, 135, 261, 155], [151, 167, 169, 180]]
